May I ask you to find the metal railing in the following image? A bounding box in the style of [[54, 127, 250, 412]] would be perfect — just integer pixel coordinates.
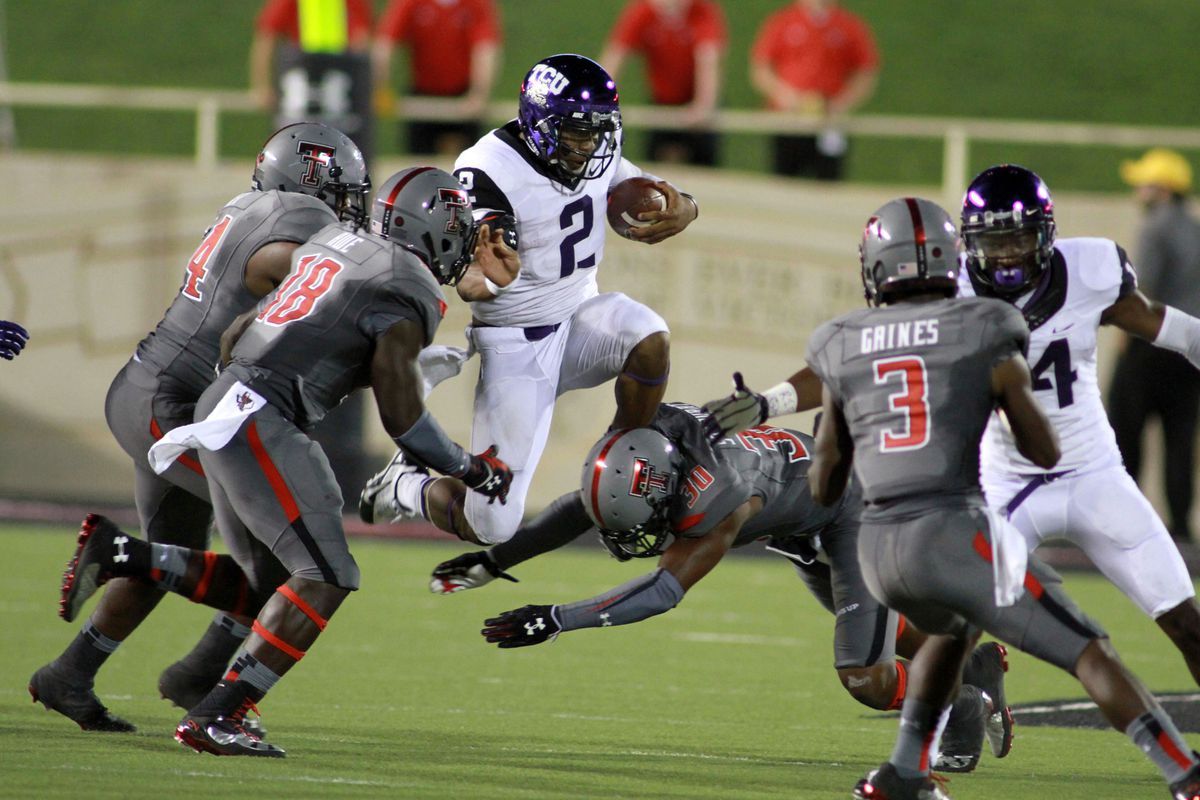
[[5, 80, 1200, 199]]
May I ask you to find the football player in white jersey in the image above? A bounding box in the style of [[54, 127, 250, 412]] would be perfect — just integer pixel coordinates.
[[951, 164, 1200, 688], [359, 53, 698, 545]]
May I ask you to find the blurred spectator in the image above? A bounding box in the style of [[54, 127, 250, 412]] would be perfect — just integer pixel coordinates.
[[750, 0, 878, 181], [1108, 148, 1200, 542], [250, 0, 375, 158], [0, 320, 28, 360], [372, 0, 502, 156], [600, 0, 727, 167]]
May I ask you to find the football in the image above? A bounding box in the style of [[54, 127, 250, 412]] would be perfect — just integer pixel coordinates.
[[606, 177, 668, 238]]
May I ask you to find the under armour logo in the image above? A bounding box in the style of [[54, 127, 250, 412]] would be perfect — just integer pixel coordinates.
[[524, 618, 546, 636], [113, 535, 130, 563], [600, 612, 612, 628]]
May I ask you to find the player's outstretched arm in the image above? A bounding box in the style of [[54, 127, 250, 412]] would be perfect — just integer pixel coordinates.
[[481, 501, 754, 648], [624, 180, 698, 245], [810, 384, 853, 506], [1104, 289, 1200, 370], [456, 222, 520, 302], [701, 368, 820, 442], [372, 320, 513, 503], [992, 355, 1060, 469], [0, 320, 29, 360], [430, 492, 594, 595]]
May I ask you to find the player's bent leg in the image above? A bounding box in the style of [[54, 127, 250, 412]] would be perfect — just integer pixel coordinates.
[[612, 331, 670, 429], [1155, 598, 1200, 688]]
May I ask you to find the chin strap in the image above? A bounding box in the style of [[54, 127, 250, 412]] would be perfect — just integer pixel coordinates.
[[1154, 305, 1200, 369]]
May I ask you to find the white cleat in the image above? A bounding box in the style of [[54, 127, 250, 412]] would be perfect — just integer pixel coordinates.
[[358, 450, 430, 524]]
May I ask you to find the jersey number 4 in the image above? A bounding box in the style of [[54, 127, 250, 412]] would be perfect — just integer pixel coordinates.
[[257, 254, 344, 327], [182, 215, 232, 302], [874, 355, 929, 452], [1030, 338, 1077, 407]]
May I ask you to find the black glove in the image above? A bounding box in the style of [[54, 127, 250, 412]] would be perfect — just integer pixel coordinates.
[[430, 551, 518, 595], [461, 445, 513, 504], [481, 604, 561, 648], [0, 320, 29, 360], [701, 372, 767, 443]]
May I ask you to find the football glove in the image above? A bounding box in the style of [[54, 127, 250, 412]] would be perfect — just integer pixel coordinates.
[[701, 372, 766, 442], [429, 551, 518, 595], [0, 320, 29, 360], [481, 604, 561, 648], [461, 445, 513, 504]]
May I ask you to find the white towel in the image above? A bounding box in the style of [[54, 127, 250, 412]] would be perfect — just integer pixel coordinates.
[[985, 507, 1029, 607], [147, 381, 267, 475], [418, 344, 474, 399]]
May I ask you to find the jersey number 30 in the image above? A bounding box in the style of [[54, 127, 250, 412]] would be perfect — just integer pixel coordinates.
[[874, 355, 930, 452]]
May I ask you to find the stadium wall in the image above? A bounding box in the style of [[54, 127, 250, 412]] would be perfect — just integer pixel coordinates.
[[0, 154, 1148, 522]]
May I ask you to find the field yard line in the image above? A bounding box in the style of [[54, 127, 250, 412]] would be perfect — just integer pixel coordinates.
[[48, 763, 406, 787], [497, 743, 829, 766], [673, 632, 806, 646], [1016, 693, 1200, 715]]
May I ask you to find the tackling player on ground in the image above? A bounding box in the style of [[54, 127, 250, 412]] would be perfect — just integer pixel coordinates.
[[358, 53, 698, 547], [30, 123, 369, 732], [806, 196, 1200, 800], [57, 166, 517, 757]]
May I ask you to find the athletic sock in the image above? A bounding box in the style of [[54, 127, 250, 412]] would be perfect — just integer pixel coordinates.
[[147, 543, 192, 592], [170, 613, 251, 676], [59, 620, 121, 676], [890, 697, 952, 779], [226, 651, 282, 697], [1126, 709, 1199, 783]]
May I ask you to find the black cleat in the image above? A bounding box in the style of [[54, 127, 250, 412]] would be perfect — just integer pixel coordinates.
[[966, 641, 1014, 759], [853, 762, 953, 799], [1171, 756, 1200, 800], [932, 685, 986, 774], [28, 661, 136, 733], [60, 514, 125, 623], [159, 662, 267, 739], [175, 700, 282, 758]]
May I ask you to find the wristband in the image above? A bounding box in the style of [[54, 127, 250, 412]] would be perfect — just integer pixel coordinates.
[[483, 274, 515, 297], [762, 381, 799, 419], [1154, 305, 1200, 369]]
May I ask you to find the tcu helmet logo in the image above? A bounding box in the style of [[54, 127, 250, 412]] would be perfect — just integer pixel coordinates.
[[438, 187, 470, 233], [524, 63, 570, 107], [296, 140, 335, 188], [628, 457, 670, 498]]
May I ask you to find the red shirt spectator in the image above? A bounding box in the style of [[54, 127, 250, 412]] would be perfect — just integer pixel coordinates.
[[751, 0, 878, 107], [375, 0, 501, 97], [255, 0, 373, 48], [606, 0, 727, 106]]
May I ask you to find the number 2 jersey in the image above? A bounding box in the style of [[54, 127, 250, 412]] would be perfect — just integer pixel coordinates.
[[226, 222, 447, 431], [454, 120, 650, 328], [805, 297, 1029, 517], [958, 238, 1137, 477], [133, 190, 337, 400], [650, 403, 852, 547]]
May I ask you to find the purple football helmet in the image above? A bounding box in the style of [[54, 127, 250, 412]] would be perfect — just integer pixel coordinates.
[[961, 165, 1057, 297], [517, 54, 621, 183]]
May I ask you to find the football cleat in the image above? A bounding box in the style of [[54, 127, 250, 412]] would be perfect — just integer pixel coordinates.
[[1170, 756, 1200, 800], [175, 700, 282, 758], [28, 661, 136, 732], [932, 685, 986, 774], [158, 661, 267, 739], [358, 449, 429, 525], [966, 641, 1014, 758], [59, 514, 123, 623], [853, 763, 953, 799]]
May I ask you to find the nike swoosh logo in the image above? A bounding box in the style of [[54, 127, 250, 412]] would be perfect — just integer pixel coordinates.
[[1051, 323, 1074, 334]]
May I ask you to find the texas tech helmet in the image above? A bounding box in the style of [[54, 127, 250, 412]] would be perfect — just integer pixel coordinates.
[[961, 164, 1057, 297], [518, 53, 621, 183], [253, 122, 370, 225], [860, 197, 960, 306], [581, 427, 681, 559], [370, 166, 477, 286]]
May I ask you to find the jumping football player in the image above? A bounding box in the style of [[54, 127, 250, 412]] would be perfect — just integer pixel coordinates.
[[436, 402, 1011, 774], [358, 53, 698, 546], [806, 196, 1200, 800], [59, 166, 517, 756], [30, 123, 369, 732]]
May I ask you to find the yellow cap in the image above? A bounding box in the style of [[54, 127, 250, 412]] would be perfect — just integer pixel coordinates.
[[1120, 148, 1193, 193]]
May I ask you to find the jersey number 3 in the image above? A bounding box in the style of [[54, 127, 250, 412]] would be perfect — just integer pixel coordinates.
[[874, 355, 930, 452], [257, 254, 343, 326]]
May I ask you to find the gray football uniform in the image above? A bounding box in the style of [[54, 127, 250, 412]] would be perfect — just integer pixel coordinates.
[[107, 190, 336, 548], [196, 223, 447, 590], [653, 403, 894, 668], [806, 297, 1105, 670]]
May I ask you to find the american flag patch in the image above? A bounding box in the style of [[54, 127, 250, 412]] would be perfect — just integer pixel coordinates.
[[896, 262, 919, 276]]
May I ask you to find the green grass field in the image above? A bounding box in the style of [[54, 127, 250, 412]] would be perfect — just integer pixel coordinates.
[[2, 523, 1196, 799]]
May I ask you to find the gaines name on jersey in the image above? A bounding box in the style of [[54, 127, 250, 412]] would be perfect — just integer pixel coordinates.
[[859, 319, 940, 355]]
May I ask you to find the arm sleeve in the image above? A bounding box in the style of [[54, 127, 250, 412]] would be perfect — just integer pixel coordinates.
[[555, 568, 685, 631]]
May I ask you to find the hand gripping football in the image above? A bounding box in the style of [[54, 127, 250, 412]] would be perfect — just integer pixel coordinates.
[[606, 177, 668, 238]]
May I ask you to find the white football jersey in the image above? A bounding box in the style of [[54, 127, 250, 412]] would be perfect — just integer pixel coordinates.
[[958, 237, 1138, 477], [454, 121, 646, 327]]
